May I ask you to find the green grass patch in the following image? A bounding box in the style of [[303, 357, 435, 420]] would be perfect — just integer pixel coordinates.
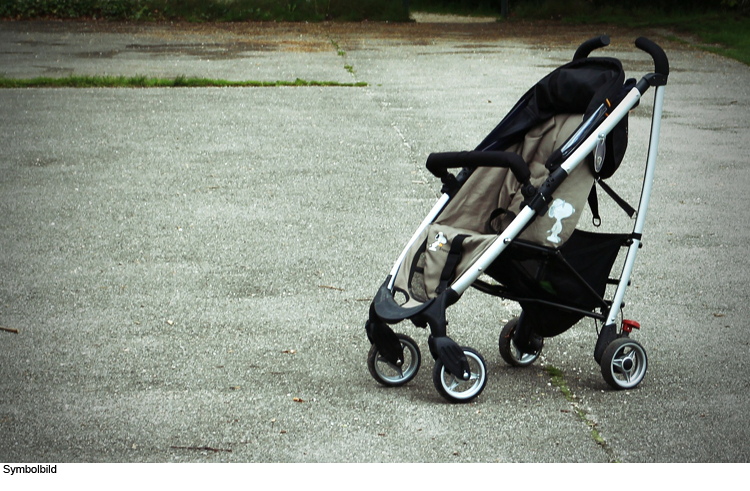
[[3, 2, 747, 64], [412, 1, 750, 66], [513, 3, 750, 66], [0, 0, 411, 22], [665, 13, 750, 65], [0, 75, 368, 88], [577, 10, 750, 66]]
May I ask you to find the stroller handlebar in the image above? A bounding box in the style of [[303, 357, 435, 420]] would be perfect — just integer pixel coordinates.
[[573, 35, 611, 60], [635, 37, 670, 78], [426, 151, 531, 187], [573, 35, 669, 81]]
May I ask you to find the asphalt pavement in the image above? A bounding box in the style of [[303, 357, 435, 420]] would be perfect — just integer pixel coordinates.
[[1, 17, 749, 465]]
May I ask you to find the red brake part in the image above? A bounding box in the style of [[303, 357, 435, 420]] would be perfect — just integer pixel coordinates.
[[622, 319, 641, 333]]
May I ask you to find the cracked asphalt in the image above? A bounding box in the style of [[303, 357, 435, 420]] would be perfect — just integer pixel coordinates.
[[1, 18, 749, 465]]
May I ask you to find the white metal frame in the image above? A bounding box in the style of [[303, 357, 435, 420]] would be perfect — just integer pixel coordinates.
[[385, 82, 666, 327], [604, 85, 666, 326]]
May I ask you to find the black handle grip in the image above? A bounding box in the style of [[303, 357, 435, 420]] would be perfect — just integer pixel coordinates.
[[426, 151, 531, 185], [635, 37, 669, 77], [573, 35, 611, 60]]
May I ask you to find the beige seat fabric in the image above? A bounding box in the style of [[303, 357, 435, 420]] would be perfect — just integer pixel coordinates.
[[394, 114, 595, 306]]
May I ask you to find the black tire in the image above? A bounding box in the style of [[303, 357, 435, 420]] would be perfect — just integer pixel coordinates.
[[600, 337, 648, 390], [499, 317, 543, 367], [367, 333, 421, 387], [432, 347, 487, 403]]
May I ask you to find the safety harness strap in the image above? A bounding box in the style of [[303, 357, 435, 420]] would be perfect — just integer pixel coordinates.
[[588, 178, 636, 226], [436, 234, 469, 295]]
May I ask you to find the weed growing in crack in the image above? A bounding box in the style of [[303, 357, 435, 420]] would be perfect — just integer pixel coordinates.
[[329, 37, 346, 57], [546, 365, 573, 401], [328, 37, 358, 78], [545, 364, 614, 457]]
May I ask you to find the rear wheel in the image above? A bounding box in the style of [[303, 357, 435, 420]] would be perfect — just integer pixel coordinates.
[[600, 337, 647, 390], [432, 347, 487, 403], [367, 333, 421, 387], [499, 317, 543, 367]]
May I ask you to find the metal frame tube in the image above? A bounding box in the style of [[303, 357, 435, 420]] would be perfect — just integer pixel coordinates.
[[450, 88, 643, 296], [605, 85, 666, 326], [385, 83, 662, 313], [450, 206, 536, 294], [387, 193, 450, 289], [560, 88, 642, 175]]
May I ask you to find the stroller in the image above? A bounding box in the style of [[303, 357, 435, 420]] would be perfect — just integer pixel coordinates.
[[364, 36, 669, 403]]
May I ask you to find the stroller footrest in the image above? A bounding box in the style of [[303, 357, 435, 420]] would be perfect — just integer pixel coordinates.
[[373, 279, 435, 323]]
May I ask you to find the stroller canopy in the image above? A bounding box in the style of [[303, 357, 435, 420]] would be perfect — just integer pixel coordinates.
[[477, 56, 629, 179]]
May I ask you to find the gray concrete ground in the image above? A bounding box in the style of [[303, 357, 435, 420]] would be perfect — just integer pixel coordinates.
[[0, 18, 749, 464]]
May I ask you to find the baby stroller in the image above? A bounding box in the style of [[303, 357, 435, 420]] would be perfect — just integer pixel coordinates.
[[364, 36, 669, 403]]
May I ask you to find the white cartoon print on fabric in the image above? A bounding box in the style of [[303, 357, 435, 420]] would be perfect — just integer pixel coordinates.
[[546, 199, 575, 244], [428, 231, 448, 251]]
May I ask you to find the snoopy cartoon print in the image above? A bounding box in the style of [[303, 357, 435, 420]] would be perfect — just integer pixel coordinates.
[[428, 231, 448, 251], [546, 199, 575, 244]]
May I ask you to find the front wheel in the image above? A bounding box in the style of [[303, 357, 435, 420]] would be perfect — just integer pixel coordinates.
[[600, 337, 648, 390], [432, 347, 487, 403], [367, 333, 421, 387]]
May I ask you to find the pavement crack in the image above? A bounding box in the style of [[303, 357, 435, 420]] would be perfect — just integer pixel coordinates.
[[390, 122, 439, 199], [346, 46, 435, 198], [545, 365, 619, 462], [327, 36, 357, 80]]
